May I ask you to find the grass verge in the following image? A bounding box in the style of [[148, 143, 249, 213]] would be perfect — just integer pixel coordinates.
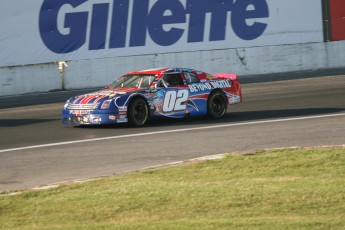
[[1, 147, 345, 229]]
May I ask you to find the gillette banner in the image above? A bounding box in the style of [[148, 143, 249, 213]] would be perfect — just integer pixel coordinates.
[[0, 0, 323, 67]]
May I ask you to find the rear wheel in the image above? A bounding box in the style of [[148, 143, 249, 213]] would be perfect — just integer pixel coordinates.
[[207, 91, 227, 119], [128, 98, 149, 127]]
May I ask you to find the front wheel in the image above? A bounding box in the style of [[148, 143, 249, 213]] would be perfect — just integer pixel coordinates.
[[128, 98, 149, 127], [207, 91, 227, 119]]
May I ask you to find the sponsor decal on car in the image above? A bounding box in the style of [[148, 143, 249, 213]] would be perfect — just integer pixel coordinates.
[[109, 115, 117, 120], [188, 80, 231, 93], [69, 110, 91, 115]]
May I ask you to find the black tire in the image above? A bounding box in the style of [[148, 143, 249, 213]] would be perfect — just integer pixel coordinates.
[[128, 98, 149, 127], [207, 91, 227, 119]]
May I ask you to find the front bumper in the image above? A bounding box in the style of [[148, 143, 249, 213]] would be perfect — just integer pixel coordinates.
[[62, 110, 127, 125]]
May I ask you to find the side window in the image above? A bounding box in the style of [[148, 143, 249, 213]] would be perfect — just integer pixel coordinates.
[[184, 72, 200, 84], [162, 74, 184, 87]]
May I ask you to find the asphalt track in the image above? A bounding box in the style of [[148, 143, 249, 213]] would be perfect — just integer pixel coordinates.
[[0, 74, 344, 192]]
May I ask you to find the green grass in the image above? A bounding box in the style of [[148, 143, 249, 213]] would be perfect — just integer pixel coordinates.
[[1, 147, 345, 229]]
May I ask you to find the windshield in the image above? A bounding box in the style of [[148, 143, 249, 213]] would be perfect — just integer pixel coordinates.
[[108, 74, 157, 89]]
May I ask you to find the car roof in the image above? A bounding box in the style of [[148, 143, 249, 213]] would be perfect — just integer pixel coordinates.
[[126, 67, 200, 75]]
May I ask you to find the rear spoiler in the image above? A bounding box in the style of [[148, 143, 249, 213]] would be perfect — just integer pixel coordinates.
[[211, 73, 237, 80]]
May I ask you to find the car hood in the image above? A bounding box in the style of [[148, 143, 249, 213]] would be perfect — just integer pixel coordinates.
[[67, 88, 142, 105]]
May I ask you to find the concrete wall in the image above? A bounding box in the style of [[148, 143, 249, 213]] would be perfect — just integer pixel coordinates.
[[0, 63, 60, 96], [1, 40, 345, 96]]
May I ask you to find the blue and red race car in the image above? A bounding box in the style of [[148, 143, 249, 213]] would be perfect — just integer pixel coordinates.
[[62, 67, 242, 126]]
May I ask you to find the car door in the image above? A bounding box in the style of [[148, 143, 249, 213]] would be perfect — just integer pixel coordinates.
[[155, 73, 189, 118]]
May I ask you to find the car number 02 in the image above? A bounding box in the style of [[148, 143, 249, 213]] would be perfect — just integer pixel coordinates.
[[163, 90, 189, 112]]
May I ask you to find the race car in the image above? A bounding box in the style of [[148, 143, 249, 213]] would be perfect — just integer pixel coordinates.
[[62, 67, 242, 127]]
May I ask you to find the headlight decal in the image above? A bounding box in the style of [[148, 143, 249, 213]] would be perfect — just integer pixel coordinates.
[[101, 100, 112, 109]]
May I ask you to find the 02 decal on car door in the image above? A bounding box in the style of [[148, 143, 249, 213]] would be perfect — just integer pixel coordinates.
[[162, 89, 189, 113]]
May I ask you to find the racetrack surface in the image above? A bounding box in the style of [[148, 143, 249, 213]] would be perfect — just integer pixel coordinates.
[[0, 74, 344, 192]]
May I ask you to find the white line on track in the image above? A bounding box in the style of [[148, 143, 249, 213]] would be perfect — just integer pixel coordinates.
[[1, 113, 345, 153]]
